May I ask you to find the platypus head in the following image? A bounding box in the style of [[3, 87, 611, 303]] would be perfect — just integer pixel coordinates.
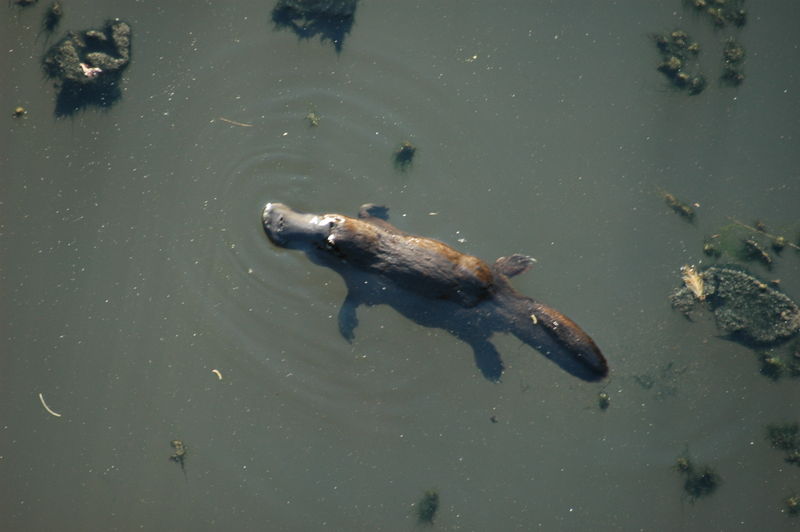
[[262, 202, 343, 249]]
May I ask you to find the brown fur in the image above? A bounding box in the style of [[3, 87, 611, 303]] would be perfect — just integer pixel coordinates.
[[262, 203, 608, 381], [329, 216, 495, 307]]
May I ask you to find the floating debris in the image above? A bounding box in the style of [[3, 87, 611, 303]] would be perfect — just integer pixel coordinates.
[[652, 30, 706, 95], [742, 239, 773, 269], [755, 340, 800, 382], [787, 450, 800, 468], [670, 266, 800, 345], [772, 236, 787, 253], [654, 30, 699, 59], [786, 494, 800, 516], [681, 265, 706, 301], [674, 455, 692, 474], [702, 239, 722, 258], [416, 489, 439, 525], [271, 0, 358, 52], [38, 392, 62, 417], [170, 439, 187, 460], [661, 190, 696, 221], [597, 391, 610, 410], [758, 352, 785, 380], [218, 117, 253, 127], [12, 106, 26, 118], [305, 110, 320, 127], [702, 219, 800, 264], [729, 218, 800, 252], [42, 19, 132, 116], [723, 38, 745, 64], [393, 140, 416, 171], [42, 1, 63, 34], [673, 448, 721, 502], [721, 38, 746, 86], [657, 2, 747, 94], [720, 63, 744, 87], [170, 439, 188, 479], [684, 0, 747, 28]]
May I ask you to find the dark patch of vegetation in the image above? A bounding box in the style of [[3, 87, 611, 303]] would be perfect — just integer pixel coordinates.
[[785, 494, 799, 517], [673, 449, 721, 502], [393, 141, 416, 171], [684, 466, 720, 501], [684, 0, 747, 28], [766, 423, 799, 452], [652, 30, 706, 96], [41, 19, 132, 116], [42, 1, 63, 34], [271, 0, 358, 53], [416, 489, 439, 525]]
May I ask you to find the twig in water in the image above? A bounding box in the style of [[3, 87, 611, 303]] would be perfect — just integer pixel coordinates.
[[218, 117, 253, 127], [728, 217, 800, 251], [38, 392, 62, 417]]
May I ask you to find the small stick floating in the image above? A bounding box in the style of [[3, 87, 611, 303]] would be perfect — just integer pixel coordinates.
[[38, 393, 62, 417], [729, 217, 800, 251], [218, 117, 253, 127], [211, 369, 223, 380]]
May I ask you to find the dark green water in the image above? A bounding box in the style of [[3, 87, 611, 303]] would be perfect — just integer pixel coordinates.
[[2, 1, 799, 530]]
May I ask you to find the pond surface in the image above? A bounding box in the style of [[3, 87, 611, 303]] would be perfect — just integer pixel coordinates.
[[2, 1, 800, 530]]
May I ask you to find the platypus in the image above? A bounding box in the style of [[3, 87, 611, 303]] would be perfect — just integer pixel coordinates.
[[262, 203, 608, 382]]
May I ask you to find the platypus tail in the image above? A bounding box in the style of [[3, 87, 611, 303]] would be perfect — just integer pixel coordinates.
[[529, 301, 609, 379]]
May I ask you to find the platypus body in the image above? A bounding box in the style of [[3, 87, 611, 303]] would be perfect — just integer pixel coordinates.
[[262, 203, 608, 382]]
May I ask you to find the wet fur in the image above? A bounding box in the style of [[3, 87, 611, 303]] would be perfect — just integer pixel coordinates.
[[262, 203, 608, 382]]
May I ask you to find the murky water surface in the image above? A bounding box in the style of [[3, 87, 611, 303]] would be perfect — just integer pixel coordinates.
[[2, 1, 799, 530]]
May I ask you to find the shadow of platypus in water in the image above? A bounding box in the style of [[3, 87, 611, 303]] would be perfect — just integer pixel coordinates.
[[262, 203, 608, 382]]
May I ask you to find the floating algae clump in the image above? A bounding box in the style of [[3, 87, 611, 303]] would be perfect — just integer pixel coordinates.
[[272, 0, 358, 52], [683, 465, 721, 501], [672, 448, 721, 502], [670, 266, 800, 345], [42, 19, 132, 116]]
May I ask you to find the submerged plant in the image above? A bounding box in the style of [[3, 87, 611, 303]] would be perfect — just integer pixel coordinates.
[[393, 141, 416, 171], [683, 465, 721, 501], [42, 1, 63, 34], [673, 448, 720, 502], [786, 494, 800, 516], [758, 353, 785, 381], [766, 423, 799, 451], [416, 489, 440, 524]]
